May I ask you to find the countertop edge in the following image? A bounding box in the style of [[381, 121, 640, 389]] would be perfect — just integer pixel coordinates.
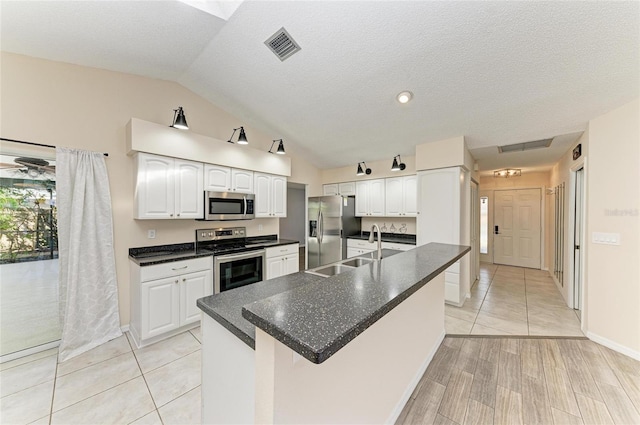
[[197, 298, 255, 349], [242, 244, 470, 364]]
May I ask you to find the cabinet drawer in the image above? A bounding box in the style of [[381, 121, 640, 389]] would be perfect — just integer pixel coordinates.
[[347, 239, 373, 249], [266, 243, 299, 258], [140, 256, 212, 282], [382, 242, 415, 252]]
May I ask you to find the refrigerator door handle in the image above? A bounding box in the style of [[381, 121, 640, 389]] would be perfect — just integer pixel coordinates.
[[318, 211, 323, 244]]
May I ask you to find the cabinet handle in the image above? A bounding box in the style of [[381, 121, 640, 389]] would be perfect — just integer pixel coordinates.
[[182, 278, 186, 282], [170, 213, 174, 217], [177, 213, 180, 217], [172, 265, 188, 270], [174, 279, 179, 284]]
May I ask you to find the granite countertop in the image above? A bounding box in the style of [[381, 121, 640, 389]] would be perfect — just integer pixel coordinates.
[[347, 232, 416, 245], [197, 249, 401, 349], [197, 243, 469, 364], [129, 237, 300, 266]]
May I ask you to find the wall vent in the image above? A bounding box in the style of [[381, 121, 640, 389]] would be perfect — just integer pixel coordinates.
[[498, 138, 553, 153], [265, 27, 301, 61]]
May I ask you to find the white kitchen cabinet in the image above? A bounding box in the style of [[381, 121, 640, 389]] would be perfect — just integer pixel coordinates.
[[355, 179, 385, 217], [266, 243, 299, 279], [323, 182, 356, 196], [130, 256, 213, 348], [134, 153, 203, 219], [254, 173, 287, 218], [204, 164, 253, 193], [346, 239, 376, 258], [382, 242, 415, 251], [385, 175, 418, 217]]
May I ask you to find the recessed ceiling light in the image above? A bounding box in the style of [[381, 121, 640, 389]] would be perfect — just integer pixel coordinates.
[[396, 91, 413, 104]]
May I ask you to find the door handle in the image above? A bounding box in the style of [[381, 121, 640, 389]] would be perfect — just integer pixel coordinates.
[[494, 225, 499, 235]]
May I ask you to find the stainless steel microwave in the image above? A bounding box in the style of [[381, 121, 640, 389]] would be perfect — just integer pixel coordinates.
[[203, 191, 255, 221]]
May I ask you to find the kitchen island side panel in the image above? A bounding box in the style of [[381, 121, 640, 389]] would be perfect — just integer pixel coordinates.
[[254, 273, 445, 425]]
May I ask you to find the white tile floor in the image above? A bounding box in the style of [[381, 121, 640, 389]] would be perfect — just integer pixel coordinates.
[[0, 328, 202, 425], [445, 263, 584, 336]]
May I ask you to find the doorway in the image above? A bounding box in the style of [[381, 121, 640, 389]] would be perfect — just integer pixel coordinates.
[[493, 188, 542, 269], [572, 167, 585, 314], [279, 182, 307, 271]]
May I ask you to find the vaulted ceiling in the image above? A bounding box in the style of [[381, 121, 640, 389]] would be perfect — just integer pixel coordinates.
[[2, 1, 638, 170]]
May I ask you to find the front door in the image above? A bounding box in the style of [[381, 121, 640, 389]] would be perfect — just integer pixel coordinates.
[[494, 189, 541, 268]]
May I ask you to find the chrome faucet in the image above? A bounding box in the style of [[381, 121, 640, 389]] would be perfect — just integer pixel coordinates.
[[368, 223, 383, 261]]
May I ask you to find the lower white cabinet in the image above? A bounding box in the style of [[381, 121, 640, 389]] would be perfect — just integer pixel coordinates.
[[130, 256, 213, 348], [346, 239, 375, 258], [266, 243, 299, 279], [382, 242, 414, 251]]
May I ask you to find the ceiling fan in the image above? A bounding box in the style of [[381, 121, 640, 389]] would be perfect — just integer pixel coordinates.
[[0, 157, 56, 179]]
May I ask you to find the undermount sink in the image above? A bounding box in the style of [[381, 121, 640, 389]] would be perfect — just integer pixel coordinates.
[[305, 257, 375, 277], [340, 258, 374, 268]]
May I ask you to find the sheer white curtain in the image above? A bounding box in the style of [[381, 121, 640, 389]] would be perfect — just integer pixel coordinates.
[[56, 147, 122, 362]]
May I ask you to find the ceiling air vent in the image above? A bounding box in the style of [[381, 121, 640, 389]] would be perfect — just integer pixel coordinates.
[[498, 138, 553, 153], [265, 27, 301, 61]]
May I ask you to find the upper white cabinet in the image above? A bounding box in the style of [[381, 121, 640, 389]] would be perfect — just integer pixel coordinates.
[[134, 153, 203, 219], [355, 179, 385, 217], [204, 164, 253, 193], [323, 182, 356, 196], [254, 173, 287, 218], [385, 175, 418, 217]]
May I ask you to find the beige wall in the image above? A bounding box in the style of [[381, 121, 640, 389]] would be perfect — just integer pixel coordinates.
[[585, 98, 639, 356], [320, 155, 416, 184], [0, 52, 320, 326], [415, 136, 466, 171]]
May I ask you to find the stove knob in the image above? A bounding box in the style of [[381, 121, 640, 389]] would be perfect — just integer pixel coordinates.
[[208, 232, 213, 237]]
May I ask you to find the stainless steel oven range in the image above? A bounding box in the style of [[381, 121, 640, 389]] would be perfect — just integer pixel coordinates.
[[196, 227, 265, 294]]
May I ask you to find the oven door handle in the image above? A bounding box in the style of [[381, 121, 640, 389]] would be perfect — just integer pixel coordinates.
[[216, 250, 266, 262]]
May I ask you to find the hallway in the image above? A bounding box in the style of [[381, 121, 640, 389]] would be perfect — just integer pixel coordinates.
[[445, 263, 583, 336]]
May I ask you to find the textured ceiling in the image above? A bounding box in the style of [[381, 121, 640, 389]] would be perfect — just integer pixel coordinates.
[[2, 1, 638, 171]]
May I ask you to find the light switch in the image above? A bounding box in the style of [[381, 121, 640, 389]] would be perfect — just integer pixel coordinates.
[[592, 232, 620, 245]]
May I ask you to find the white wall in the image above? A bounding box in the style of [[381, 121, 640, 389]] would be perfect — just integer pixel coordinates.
[[584, 98, 639, 358], [320, 155, 416, 184], [0, 52, 322, 326]]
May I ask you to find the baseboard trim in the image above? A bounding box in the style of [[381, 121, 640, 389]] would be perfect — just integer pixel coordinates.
[[1, 340, 60, 364], [120, 324, 130, 333], [586, 331, 640, 361], [386, 330, 446, 424]]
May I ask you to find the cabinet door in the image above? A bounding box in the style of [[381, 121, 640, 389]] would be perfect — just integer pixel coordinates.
[[204, 164, 231, 192], [369, 179, 386, 216], [385, 177, 404, 216], [355, 181, 370, 216], [403, 175, 418, 216], [323, 184, 338, 196], [346, 248, 360, 258], [339, 182, 356, 196], [135, 153, 174, 219], [254, 173, 271, 217], [141, 276, 180, 339], [271, 176, 287, 217], [266, 256, 284, 280], [232, 169, 254, 193], [284, 254, 299, 275], [175, 159, 204, 219], [180, 269, 212, 326]]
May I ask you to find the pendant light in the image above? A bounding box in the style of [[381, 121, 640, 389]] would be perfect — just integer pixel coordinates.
[[269, 139, 286, 155], [170, 107, 189, 130], [356, 162, 371, 176], [227, 126, 249, 144], [391, 155, 406, 171]]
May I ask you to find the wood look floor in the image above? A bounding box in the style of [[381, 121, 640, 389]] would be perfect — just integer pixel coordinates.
[[396, 337, 640, 425]]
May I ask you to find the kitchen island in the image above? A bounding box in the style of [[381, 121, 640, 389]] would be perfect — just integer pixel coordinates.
[[197, 243, 469, 424]]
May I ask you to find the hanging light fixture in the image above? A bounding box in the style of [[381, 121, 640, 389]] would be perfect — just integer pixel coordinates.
[[493, 168, 522, 178], [269, 139, 286, 155], [356, 162, 372, 176], [227, 126, 249, 144], [170, 107, 189, 130], [391, 155, 406, 171]]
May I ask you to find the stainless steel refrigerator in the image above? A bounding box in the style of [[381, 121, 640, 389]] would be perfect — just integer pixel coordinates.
[[308, 196, 361, 268]]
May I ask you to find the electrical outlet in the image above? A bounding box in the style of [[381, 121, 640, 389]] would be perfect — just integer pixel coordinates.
[[147, 229, 156, 239], [258, 224, 263, 231]]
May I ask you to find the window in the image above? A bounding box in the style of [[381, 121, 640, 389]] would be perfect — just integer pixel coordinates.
[[480, 196, 488, 254]]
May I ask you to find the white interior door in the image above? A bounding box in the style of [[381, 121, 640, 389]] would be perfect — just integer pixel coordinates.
[[494, 189, 541, 269], [573, 168, 584, 312]]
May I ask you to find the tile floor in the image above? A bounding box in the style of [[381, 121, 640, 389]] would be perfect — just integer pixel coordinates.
[[445, 263, 584, 336], [0, 328, 202, 425], [396, 336, 640, 425]]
